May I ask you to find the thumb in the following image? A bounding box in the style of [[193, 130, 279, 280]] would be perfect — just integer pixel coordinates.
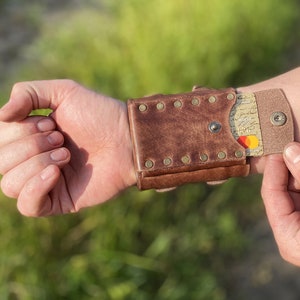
[[0, 79, 77, 122], [261, 154, 292, 216], [283, 142, 300, 179]]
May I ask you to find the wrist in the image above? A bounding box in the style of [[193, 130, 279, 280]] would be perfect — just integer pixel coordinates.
[[120, 102, 137, 188], [125, 67, 299, 189]]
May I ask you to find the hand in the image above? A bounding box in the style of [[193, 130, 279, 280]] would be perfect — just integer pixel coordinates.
[[0, 80, 136, 216], [261, 142, 300, 266]]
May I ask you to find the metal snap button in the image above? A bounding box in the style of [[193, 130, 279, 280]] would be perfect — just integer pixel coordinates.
[[208, 121, 222, 133], [270, 111, 287, 126]]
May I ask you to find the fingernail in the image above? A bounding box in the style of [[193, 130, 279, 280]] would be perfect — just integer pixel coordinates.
[[37, 118, 55, 132], [40, 165, 55, 181], [50, 148, 68, 161], [47, 131, 63, 146], [284, 144, 300, 164]]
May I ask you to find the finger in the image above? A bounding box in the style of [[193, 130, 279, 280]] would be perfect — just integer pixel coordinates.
[[17, 165, 62, 217], [0, 116, 56, 147], [287, 176, 300, 192], [1, 148, 70, 199], [284, 142, 300, 183], [261, 154, 295, 225], [0, 130, 65, 174], [0, 79, 79, 122]]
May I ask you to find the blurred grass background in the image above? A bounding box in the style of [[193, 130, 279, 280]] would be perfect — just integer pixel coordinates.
[[0, 0, 299, 299]]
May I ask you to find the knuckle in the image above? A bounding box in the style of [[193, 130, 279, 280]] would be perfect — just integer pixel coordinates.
[[60, 79, 81, 97], [23, 117, 46, 134], [63, 78, 81, 87], [11, 82, 35, 100], [63, 79, 78, 86], [22, 133, 52, 160], [0, 160, 6, 176], [21, 140, 39, 161], [1, 176, 18, 198], [17, 187, 52, 218], [60, 79, 80, 94], [17, 203, 38, 217], [11, 81, 26, 93]]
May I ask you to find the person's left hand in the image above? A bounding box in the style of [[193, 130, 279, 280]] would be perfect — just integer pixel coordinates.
[[0, 80, 136, 216]]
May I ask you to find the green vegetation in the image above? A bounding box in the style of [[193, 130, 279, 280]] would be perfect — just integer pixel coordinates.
[[0, 0, 298, 299], [14, 0, 297, 97]]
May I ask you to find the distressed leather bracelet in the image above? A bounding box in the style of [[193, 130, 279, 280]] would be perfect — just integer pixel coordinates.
[[127, 87, 294, 190]]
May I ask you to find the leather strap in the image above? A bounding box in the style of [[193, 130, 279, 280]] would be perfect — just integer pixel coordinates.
[[127, 87, 294, 190], [255, 89, 294, 154]]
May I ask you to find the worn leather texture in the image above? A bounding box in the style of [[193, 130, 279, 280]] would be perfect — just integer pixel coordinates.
[[128, 87, 250, 190], [128, 87, 294, 190]]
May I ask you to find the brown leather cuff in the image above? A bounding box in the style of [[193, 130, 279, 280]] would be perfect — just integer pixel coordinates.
[[127, 87, 293, 190]]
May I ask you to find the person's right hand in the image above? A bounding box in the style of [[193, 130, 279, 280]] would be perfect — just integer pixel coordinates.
[[0, 80, 136, 216], [261, 142, 300, 266]]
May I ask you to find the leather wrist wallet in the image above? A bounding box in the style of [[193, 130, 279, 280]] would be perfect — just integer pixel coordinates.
[[127, 87, 294, 190]]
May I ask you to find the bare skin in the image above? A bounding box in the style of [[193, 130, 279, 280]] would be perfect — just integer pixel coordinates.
[[261, 144, 300, 267], [0, 80, 135, 216]]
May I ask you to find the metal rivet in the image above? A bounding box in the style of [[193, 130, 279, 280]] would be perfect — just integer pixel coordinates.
[[139, 104, 147, 112], [217, 152, 226, 159], [200, 153, 208, 162], [208, 96, 217, 103], [181, 155, 191, 164], [145, 160, 154, 168], [208, 121, 222, 133], [163, 157, 172, 166], [174, 100, 182, 108], [270, 111, 287, 126], [227, 93, 235, 101], [156, 102, 165, 110], [191, 98, 200, 106], [235, 150, 243, 158], [192, 85, 202, 91]]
